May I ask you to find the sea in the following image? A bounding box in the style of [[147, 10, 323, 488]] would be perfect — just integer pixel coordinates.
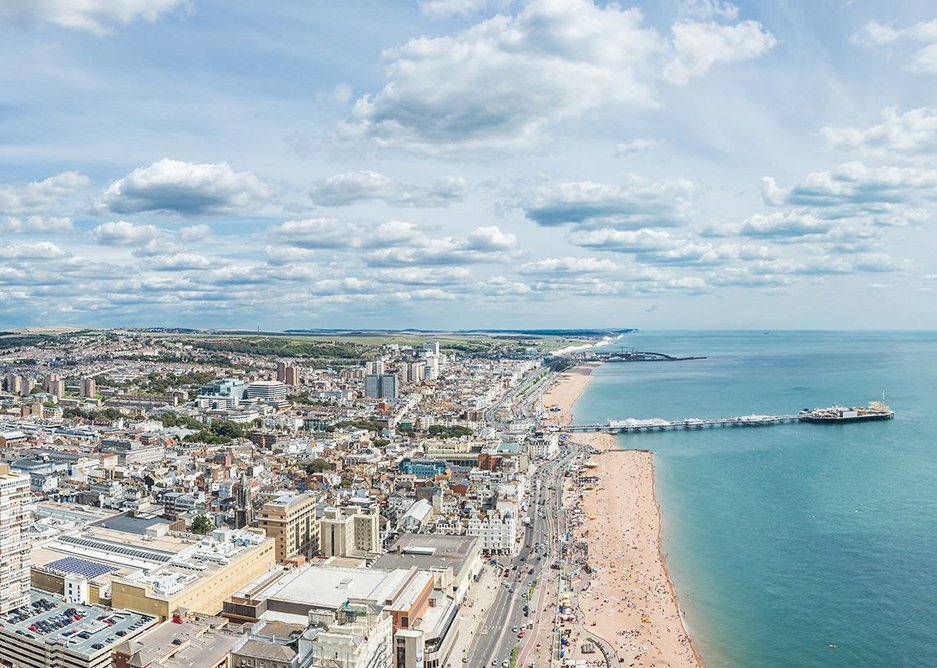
[[571, 331, 937, 668]]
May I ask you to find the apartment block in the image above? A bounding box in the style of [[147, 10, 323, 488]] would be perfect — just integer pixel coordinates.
[[256, 492, 319, 563], [0, 463, 32, 613], [319, 504, 381, 559]]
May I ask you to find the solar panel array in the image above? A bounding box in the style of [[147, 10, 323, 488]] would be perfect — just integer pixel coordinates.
[[45, 556, 118, 579], [59, 535, 173, 562]]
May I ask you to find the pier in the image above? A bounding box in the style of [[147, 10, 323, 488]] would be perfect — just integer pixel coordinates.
[[564, 414, 803, 434], [572, 349, 707, 363]]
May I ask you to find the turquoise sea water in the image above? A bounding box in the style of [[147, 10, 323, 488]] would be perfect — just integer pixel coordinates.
[[571, 331, 937, 668]]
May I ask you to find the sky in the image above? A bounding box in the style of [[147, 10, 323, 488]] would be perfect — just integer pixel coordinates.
[[1, 0, 937, 330]]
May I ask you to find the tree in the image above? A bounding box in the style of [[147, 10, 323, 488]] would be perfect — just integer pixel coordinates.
[[191, 514, 212, 535], [305, 458, 332, 474]]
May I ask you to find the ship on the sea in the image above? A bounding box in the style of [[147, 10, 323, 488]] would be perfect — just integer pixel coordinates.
[[800, 397, 894, 424]]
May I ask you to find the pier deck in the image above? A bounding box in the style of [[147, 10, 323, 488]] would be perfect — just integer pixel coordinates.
[[564, 414, 802, 434]]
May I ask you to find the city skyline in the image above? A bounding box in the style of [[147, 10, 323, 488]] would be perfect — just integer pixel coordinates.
[[2, 0, 937, 329]]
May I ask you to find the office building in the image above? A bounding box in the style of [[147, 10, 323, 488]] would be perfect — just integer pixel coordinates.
[[246, 380, 288, 403], [365, 360, 385, 376], [319, 504, 381, 559], [256, 492, 319, 563], [276, 361, 287, 382], [399, 458, 448, 478], [79, 377, 96, 398], [364, 373, 399, 400], [200, 378, 247, 399], [0, 463, 32, 613], [100, 438, 166, 465]]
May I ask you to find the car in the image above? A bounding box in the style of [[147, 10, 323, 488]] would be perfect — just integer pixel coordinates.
[[512, 626, 518, 633], [518, 630, 526, 638]]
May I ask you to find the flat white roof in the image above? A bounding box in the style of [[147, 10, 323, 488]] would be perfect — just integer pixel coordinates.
[[253, 565, 411, 610]]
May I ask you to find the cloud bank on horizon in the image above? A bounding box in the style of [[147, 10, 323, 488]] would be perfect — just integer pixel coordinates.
[[0, 0, 935, 329]]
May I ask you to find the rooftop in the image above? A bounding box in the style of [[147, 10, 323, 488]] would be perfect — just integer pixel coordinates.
[[235, 564, 411, 612], [115, 617, 240, 668], [373, 534, 480, 582], [32, 526, 271, 595]]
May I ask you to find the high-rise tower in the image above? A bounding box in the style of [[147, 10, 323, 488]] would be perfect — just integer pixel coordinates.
[[0, 463, 32, 613]]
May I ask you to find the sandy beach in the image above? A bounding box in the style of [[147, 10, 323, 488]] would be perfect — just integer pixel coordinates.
[[544, 364, 702, 667], [540, 362, 602, 427]]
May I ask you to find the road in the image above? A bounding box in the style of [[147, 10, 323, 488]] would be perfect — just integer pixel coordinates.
[[485, 366, 553, 427], [463, 447, 577, 668]]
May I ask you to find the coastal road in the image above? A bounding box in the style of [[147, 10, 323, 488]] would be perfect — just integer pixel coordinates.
[[485, 366, 553, 427], [464, 449, 575, 667]]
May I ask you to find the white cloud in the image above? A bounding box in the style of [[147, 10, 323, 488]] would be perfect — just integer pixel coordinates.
[[463, 225, 517, 251], [481, 276, 533, 296], [854, 20, 937, 73], [765, 161, 937, 209], [664, 20, 777, 85], [98, 159, 271, 215], [363, 225, 517, 266], [180, 224, 211, 241], [420, 0, 488, 19], [569, 228, 678, 251], [519, 256, 618, 276], [265, 245, 317, 266], [736, 212, 834, 239], [569, 228, 731, 266], [0, 0, 188, 34], [147, 252, 214, 271], [92, 221, 161, 246], [344, 0, 775, 151], [0, 171, 90, 215], [270, 218, 423, 249], [909, 44, 937, 73], [823, 107, 937, 155], [1, 216, 74, 233], [677, 0, 739, 21], [614, 139, 655, 156], [0, 241, 69, 260], [132, 238, 184, 258], [521, 176, 698, 228], [309, 171, 467, 207], [853, 20, 937, 47], [372, 267, 472, 286]]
